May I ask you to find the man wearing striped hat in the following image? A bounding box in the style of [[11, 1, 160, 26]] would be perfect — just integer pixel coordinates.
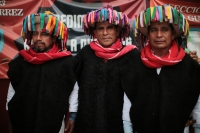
[[7, 12, 76, 133], [73, 4, 138, 133], [121, 4, 200, 133]]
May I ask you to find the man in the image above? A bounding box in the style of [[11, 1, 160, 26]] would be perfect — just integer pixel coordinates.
[[65, 4, 199, 133], [73, 4, 138, 133], [7, 12, 76, 133], [121, 4, 200, 133]]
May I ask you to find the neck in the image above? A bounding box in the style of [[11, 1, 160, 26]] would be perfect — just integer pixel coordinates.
[[152, 48, 169, 57], [98, 39, 118, 48]]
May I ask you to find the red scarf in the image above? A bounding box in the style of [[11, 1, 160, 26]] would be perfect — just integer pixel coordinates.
[[141, 40, 185, 68], [19, 43, 72, 64], [90, 39, 137, 60]]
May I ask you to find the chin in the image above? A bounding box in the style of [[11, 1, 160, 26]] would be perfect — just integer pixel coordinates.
[[34, 48, 45, 53], [102, 44, 112, 48]]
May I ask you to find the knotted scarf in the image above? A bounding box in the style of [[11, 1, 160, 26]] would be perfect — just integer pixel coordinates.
[[19, 43, 72, 64], [141, 40, 185, 68], [90, 39, 137, 60]]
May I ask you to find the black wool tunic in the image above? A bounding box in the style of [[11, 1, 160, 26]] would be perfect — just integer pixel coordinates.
[[74, 45, 139, 133], [120, 52, 200, 133], [7, 55, 76, 133]]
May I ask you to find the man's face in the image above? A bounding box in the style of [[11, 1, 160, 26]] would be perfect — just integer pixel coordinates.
[[148, 21, 175, 54], [32, 23, 54, 52], [94, 21, 119, 47]]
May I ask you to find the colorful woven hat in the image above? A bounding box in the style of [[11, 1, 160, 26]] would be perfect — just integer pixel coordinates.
[[21, 11, 68, 50], [82, 4, 131, 40], [132, 4, 189, 39]]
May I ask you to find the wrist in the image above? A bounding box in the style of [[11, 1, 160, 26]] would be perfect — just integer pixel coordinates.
[[69, 112, 77, 121]]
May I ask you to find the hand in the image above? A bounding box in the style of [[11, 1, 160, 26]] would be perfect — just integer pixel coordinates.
[[65, 120, 74, 133], [189, 51, 198, 62]]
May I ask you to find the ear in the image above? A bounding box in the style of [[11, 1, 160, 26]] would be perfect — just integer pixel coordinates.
[[147, 34, 150, 41], [116, 26, 120, 36], [172, 30, 176, 40], [52, 36, 56, 42], [93, 30, 97, 38], [93, 29, 97, 36]]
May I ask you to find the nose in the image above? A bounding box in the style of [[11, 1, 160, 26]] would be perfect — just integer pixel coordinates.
[[37, 33, 42, 40], [103, 28, 108, 35], [157, 30, 162, 37]]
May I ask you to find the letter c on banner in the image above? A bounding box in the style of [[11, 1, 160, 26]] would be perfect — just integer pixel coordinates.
[[186, 7, 193, 13], [196, 8, 200, 13], [180, 6, 187, 13]]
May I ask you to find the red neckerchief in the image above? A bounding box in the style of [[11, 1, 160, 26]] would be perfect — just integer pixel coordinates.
[[141, 40, 185, 68], [19, 43, 72, 64], [90, 39, 137, 60]]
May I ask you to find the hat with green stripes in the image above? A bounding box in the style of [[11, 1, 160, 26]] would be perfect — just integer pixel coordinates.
[[21, 11, 68, 50], [132, 4, 189, 39]]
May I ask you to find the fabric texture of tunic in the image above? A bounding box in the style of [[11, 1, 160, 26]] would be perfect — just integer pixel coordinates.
[[121, 52, 200, 133], [7, 55, 76, 133], [74, 45, 138, 133]]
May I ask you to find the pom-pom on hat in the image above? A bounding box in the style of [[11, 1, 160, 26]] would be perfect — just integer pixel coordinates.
[[132, 4, 189, 39], [82, 4, 131, 40], [21, 11, 68, 50]]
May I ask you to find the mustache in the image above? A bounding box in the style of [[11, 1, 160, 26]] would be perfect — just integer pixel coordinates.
[[34, 41, 45, 45]]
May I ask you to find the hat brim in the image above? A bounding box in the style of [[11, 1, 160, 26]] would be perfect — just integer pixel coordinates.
[[87, 20, 124, 28]]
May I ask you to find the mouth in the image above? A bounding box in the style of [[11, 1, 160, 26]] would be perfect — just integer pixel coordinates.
[[155, 41, 165, 44], [102, 38, 111, 40]]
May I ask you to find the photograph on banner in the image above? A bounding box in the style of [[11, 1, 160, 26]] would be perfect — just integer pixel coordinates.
[[0, 0, 146, 79], [187, 28, 200, 63]]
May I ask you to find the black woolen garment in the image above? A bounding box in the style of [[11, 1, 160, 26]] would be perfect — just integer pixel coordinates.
[[121, 52, 200, 133], [7, 55, 77, 133], [74, 45, 139, 133]]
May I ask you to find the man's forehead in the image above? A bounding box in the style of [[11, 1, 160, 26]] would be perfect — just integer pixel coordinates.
[[150, 21, 170, 28], [96, 21, 115, 27]]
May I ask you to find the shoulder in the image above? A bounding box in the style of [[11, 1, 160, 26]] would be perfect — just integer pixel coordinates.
[[119, 47, 140, 63], [176, 54, 200, 77], [75, 45, 94, 59], [77, 45, 91, 54], [61, 55, 75, 62], [53, 56, 77, 69], [182, 54, 200, 68], [125, 48, 139, 57], [9, 54, 24, 66]]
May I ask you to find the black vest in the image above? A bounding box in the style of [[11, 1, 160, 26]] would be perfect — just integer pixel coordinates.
[[74, 45, 139, 133], [7, 55, 76, 133], [121, 52, 200, 133]]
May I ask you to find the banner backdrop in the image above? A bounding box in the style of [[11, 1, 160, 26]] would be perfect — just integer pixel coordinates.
[[187, 28, 200, 62], [0, 0, 146, 79], [150, 0, 200, 28]]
